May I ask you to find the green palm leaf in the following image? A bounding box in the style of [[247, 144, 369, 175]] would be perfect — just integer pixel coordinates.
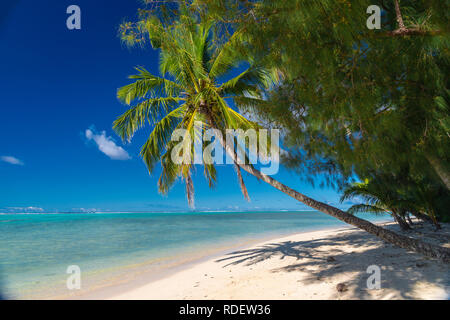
[[140, 105, 186, 173], [118, 67, 182, 105], [113, 97, 183, 141], [347, 204, 388, 215], [115, 12, 280, 207]]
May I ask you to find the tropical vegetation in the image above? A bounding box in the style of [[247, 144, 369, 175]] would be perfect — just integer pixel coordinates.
[[113, 1, 450, 262]]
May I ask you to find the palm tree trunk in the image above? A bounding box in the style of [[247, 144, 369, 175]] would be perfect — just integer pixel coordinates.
[[216, 133, 450, 262], [406, 214, 414, 226], [426, 154, 450, 191], [393, 0, 406, 29], [411, 209, 433, 224], [392, 210, 411, 231], [411, 209, 441, 229]]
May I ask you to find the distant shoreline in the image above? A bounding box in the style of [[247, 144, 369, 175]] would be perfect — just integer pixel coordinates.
[[0, 209, 340, 215]]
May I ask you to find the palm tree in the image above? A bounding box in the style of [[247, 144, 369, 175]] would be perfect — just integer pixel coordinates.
[[407, 181, 444, 229], [341, 174, 444, 230], [340, 179, 412, 231], [113, 11, 449, 262]]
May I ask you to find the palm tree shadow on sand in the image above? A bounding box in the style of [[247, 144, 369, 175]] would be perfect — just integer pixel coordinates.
[[215, 223, 450, 299]]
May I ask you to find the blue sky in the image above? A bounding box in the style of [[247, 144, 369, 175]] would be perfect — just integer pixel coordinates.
[[0, 0, 346, 213]]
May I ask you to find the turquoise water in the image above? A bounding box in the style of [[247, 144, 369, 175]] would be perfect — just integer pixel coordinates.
[[0, 211, 389, 299]]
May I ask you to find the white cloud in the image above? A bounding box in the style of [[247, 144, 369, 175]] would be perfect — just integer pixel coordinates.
[[6, 206, 44, 213], [1, 156, 24, 165], [85, 129, 131, 160], [71, 208, 98, 213]]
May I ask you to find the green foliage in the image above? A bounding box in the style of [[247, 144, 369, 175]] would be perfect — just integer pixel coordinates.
[[341, 171, 450, 224], [115, 1, 449, 218], [114, 5, 279, 207], [182, 0, 450, 219]]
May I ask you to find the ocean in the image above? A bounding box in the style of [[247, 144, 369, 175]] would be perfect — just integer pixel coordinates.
[[0, 210, 389, 299]]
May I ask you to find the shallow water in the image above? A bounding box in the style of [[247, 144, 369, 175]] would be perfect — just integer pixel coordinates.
[[0, 211, 389, 299]]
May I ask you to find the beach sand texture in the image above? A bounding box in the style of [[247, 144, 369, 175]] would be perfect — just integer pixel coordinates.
[[108, 222, 450, 300]]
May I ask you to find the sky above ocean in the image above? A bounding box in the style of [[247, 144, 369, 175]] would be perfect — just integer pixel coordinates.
[[0, 1, 349, 213]]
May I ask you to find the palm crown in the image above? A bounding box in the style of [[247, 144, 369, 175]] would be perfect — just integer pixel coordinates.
[[113, 12, 279, 207]]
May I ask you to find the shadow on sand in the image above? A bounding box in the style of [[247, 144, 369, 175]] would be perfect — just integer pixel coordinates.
[[216, 223, 450, 299]]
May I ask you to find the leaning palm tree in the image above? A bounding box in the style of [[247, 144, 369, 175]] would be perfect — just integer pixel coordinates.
[[341, 175, 443, 230], [340, 179, 412, 231], [113, 11, 449, 262]]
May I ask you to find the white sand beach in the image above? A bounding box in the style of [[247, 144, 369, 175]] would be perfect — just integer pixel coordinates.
[[105, 221, 449, 300]]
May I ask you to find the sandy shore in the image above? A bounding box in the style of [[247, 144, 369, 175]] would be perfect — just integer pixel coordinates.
[[105, 221, 449, 300]]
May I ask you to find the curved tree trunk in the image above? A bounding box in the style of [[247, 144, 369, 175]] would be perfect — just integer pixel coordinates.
[[392, 210, 411, 231], [241, 163, 450, 262], [411, 209, 441, 229], [216, 133, 450, 263], [411, 209, 433, 224]]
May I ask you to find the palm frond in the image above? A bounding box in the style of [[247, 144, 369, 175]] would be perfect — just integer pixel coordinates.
[[140, 105, 186, 173], [203, 163, 217, 188], [118, 67, 181, 105], [113, 97, 183, 141], [209, 30, 246, 79], [220, 66, 280, 97], [115, 11, 282, 207], [158, 143, 181, 195], [347, 204, 388, 215], [234, 162, 250, 201]]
